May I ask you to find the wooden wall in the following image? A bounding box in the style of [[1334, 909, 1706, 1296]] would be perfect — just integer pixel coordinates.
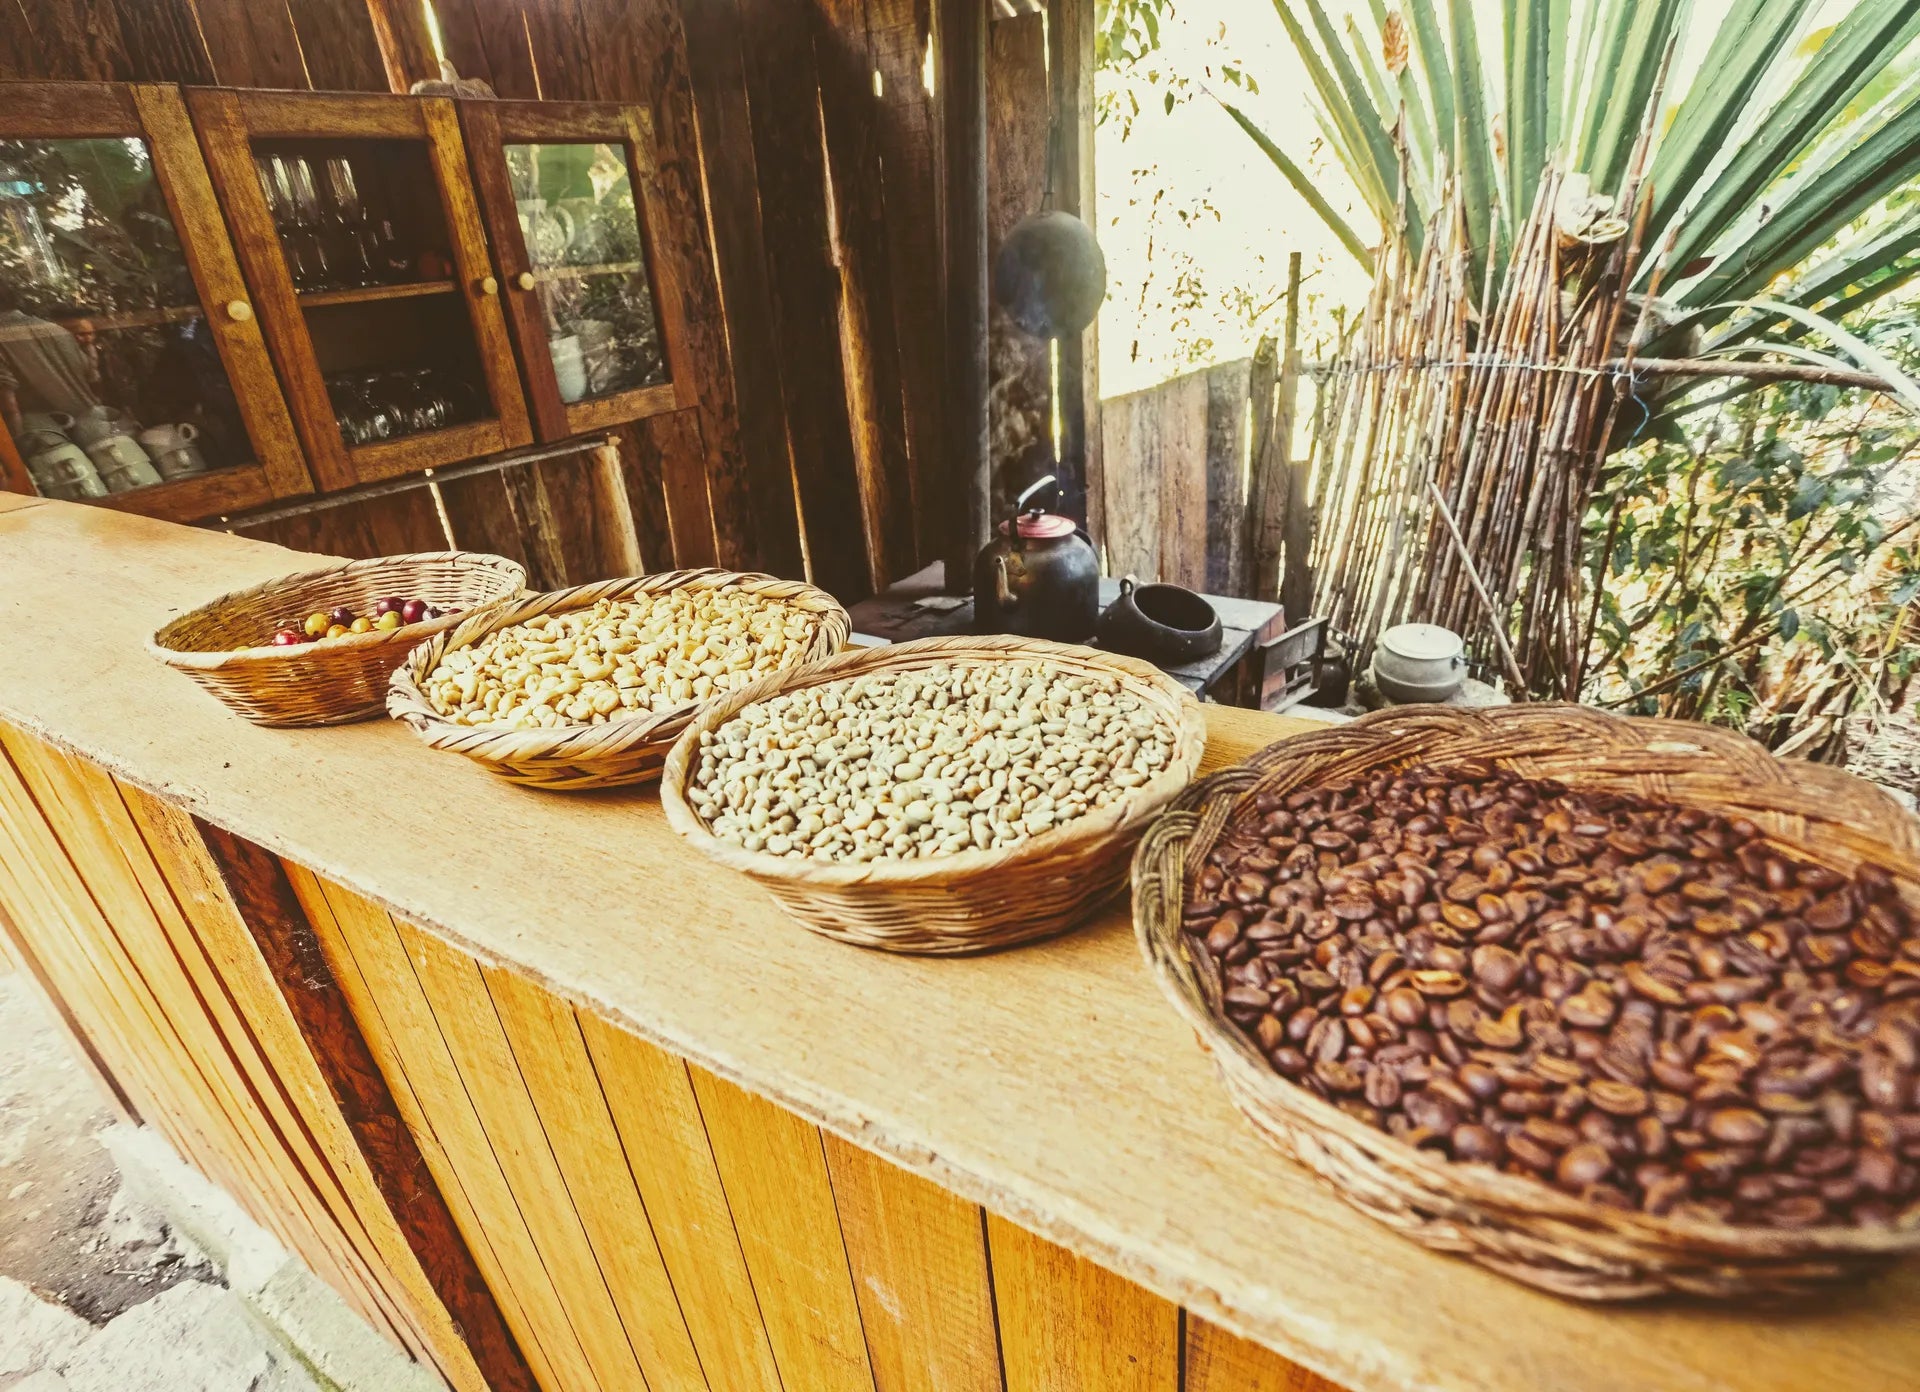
[[0, 713, 1337, 1392], [0, 0, 1094, 604]]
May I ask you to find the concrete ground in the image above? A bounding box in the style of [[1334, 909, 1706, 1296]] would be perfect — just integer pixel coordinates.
[[0, 968, 418, 1392]]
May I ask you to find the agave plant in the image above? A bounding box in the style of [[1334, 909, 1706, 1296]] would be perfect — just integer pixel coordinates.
[[1226, 0, 1920, 367]]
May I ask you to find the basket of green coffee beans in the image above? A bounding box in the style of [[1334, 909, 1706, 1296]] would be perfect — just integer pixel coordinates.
[[1134, 702, 1920, 1301]]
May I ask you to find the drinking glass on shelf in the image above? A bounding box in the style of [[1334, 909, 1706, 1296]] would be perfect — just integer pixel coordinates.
[[256, 155, 320, 289], [280, 157, 334, 289], [318, 157, 377, 286]]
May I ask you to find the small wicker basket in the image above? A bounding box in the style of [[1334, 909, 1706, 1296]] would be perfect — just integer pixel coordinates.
[[149, 552, 526, 727], [661, 635, 1208, 954], [386, 569, 851, 790], [1133, 702, 1920, 1301]]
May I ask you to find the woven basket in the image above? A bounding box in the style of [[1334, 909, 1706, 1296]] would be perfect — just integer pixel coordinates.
[[149, 552, 526, 727], [660, 635, 1208, 954], [1133, 702, 1920, 1301], [387, 569, 850, 790]]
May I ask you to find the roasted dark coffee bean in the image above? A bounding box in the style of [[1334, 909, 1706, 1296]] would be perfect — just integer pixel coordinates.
[[1192, 760, 1920, 1226]]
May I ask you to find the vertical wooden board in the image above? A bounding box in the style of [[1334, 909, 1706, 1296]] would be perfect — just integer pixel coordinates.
[[735, 0, 871, 601], [1099, 388, 1155, 581], [582, 0, 770, 577], [814, 0, 916, 591], [577, 1015, 786, 1392], [291, 865, 577, 1392], [624, 413, 707, 570], [366, 0, 440, 91], [1048, 0, 1099, 535], [674, 0, 806, 578], [442, 0, 540, 100], [984, 1214, 1178, 1392], [396, 917, 650, 1392], [868, 0, 942, 572], [438, 471, 538, 576], [0, 734, 399, 1339], [986, 13, 1054, 524], [481, 966, 709, 1392], [1204, 359, 1253, 597], [687, 1066, 877, 1392], [186, 0, 308, 87], [106, 0, 214, 82], [11, 0, 127, 79], [822, 1134, 1002, 1392], [1157, 370, 1212, 592], [0, 890, 134, 1119], [1183, 1317, 1347, 1392], [283, 0, 392, 90]]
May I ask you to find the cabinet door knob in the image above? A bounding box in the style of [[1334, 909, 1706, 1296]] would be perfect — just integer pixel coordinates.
[[479, 275, 500, 297], [516, 272, 536, 291], [225, 299, 254, 322]]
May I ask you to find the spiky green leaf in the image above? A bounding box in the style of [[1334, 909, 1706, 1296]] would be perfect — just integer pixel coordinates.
[[1448, 0, 1499, 295], [1506, 0, 1551, 230], [1586, 0, 1691, 196], [1404, 0, 1455, 170], [1713, 298, 1920, 413], [1220, 100, 1378, 274]]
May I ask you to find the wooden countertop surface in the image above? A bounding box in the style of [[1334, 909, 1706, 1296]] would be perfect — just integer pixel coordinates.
[[2, 495, 1916, 1392]]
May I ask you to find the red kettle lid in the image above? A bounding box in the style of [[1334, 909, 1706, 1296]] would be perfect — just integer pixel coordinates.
[[1001, 512, 1077, 539]]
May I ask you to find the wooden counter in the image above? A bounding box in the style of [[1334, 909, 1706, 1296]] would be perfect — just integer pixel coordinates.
[[0, 494, 1915, 1392]]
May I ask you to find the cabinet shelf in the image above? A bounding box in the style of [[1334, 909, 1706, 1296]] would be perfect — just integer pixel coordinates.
[[529, 260, 645, 283], [296, 280, 458, 309]]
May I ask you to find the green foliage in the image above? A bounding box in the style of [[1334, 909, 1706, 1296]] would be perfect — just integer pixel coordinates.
[[1583, 304, 1920, 746], [1224, 0, 1920, 357]]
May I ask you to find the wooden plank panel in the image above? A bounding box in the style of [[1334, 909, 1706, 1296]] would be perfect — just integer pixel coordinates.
[[187, 0, 309, 87], [0, 732, 397, 1337], [815, 0, 915, 591], [292, 865, 578, 1392], [735, 0, 870, 600], [986, 12, 1053, 524], [688, 1067, 877, 1392], [0, 889, 133, 1118], [107, 0, 214, 82], [438, 0, 539, 99], [1204, 360, 1253, 597], [187, 820, 532, 1392], [396, 917, 651, 1392], [577, 1016, 785, 1392], [985, 1214, 1177, 1392], [1184, 1317, 1346, 1392], [822, 1134, 1002, 1392], [868, 0, 941, 572], [675, 0, 805, 578], [481, 965, 709, 1392], [562, 0, 764, 577], [283, 0, 392, 90], [1048, 0, 1099, 534], [622, 414, 699, 570], [11, 0, 128, 79], [437, 471, 539, 576]]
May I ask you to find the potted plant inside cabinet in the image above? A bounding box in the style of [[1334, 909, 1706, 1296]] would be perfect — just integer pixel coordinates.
[[187, 89, 532, 490], [457, 100, 691, 441], [0, 83, 311, 522]]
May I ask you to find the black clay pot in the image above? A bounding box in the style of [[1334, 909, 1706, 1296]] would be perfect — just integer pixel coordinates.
[[1096, 576, 1222, 664], [992, 209, 1108, 339]]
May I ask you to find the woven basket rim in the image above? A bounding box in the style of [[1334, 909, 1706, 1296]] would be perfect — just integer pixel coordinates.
[[1134, 702, 1920, 1267], [386, 569, 852, 763], [147, 551, 525, 670], [659, 634, 1209, 888]]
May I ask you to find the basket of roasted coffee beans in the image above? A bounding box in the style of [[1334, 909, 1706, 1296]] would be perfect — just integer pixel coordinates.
[[1133, 702, 1920, 1300], [149, 552, 526, 726], [662, 635, 1206, 952]]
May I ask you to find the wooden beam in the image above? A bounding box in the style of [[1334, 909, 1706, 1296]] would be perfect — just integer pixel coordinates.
[[192, 821, 541, 1392], [941, 0, 991, 593], [1048, 0, 1099, 533]]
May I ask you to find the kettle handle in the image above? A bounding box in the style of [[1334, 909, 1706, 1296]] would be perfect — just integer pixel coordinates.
[[1008, 473, 1059, 534], [1117, 573, 1137, 599]]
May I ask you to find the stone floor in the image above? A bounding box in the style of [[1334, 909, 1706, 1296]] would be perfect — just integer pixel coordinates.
[[0, 970, 319, 1392]]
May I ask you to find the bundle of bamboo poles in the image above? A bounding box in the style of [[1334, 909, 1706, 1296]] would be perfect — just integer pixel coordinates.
[[1303, 151, 1658, 697]]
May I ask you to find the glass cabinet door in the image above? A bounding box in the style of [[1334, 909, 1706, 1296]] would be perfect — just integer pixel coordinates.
[[0, 84, 310, 521], [461, 102, 685, 442], [188, 90, 530, 489]]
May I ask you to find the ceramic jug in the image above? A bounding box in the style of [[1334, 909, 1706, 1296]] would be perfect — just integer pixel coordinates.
[[26, 442, 108, 500], [86, 432, 161, 491]]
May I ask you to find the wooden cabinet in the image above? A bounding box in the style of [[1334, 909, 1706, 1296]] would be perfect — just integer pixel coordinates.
[[188, 89, 533, 490], [0, 83, 311, 520], [1, 84, 711, 522], [458, 100, 691, 442]]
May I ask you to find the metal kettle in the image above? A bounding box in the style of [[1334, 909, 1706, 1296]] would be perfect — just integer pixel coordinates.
[[972, 475, 1100, 642]]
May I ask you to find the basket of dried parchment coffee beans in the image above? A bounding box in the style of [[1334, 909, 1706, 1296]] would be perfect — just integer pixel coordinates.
[[1133, 703, 1920, 1301], [660, 635, 1207, 953], [388, 570, 849, 789]]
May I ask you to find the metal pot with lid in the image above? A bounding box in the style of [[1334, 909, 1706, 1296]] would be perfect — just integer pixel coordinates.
[[972, 474, 1100, 642]]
